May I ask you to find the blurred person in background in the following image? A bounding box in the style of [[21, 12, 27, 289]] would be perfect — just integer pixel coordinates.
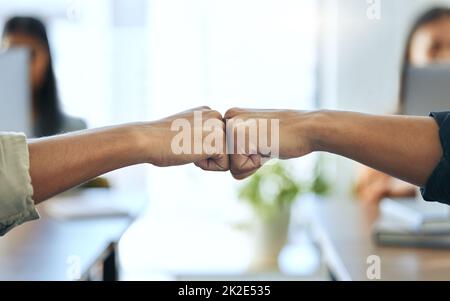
[[2, 16, 86, 138], [356, 7, 450, 204], [2, 16, 110, 189]]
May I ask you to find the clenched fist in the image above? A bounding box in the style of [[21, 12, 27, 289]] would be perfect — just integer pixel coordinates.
[[224, 108, 316, 179], [139, 107, 316, 178], [138, 107, 229, 171]]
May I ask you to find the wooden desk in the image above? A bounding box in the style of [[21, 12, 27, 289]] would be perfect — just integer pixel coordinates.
[[0, 189, 147, 281], [307, 199, 450, 281]]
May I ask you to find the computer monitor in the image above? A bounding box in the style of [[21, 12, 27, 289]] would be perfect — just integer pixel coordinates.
[[404, 65, 450, 116], [0, 48, 32, 137]]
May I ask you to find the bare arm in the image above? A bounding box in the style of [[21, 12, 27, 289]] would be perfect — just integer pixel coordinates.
[[28, 125, 144, 203], [28, 108, 444, 203], [310, 111, 442, 187], [225, 109, 443, 187], [28, 107, 228, 204]]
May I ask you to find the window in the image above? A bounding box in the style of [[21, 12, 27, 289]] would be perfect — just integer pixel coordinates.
[[0, 0, 319, 278], [122, 0, 319, 279]]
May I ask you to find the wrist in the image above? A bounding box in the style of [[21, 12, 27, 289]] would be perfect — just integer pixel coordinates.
[[295, 110, 335, 153], [125, 123, 155, 165], [306, 110, 358, 155]]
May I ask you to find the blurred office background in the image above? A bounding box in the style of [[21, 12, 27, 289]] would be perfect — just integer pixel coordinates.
[[1, 0, 449, 280]]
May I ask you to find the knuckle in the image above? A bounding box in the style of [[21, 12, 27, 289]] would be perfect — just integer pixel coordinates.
[[225, 107, 241, 119], [231, 171, 246, 180], [209, 110, 223, 119]]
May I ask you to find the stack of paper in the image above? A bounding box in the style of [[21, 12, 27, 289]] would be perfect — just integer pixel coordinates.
[[373, 198, 450, 249]]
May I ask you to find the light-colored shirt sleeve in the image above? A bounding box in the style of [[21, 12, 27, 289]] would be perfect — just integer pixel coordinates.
[[0, 133, 39, 236]]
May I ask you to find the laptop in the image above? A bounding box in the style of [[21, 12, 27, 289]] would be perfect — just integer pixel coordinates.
[[0, 48, 32, 137], [404, 65, 450, 116]]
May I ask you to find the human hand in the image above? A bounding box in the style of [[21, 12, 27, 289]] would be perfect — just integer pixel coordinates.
[[224, 108, 315, 179], [139, 107, 229, 171], [140, 107, 315, 178]]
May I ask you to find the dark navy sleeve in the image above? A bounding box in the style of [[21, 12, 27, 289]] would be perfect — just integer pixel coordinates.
[[420, 112, 450, 205]]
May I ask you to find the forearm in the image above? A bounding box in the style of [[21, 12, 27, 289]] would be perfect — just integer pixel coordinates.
[[307, 111, 443, 187], [28, 124, 146, 203], [27, 107, 228, 204]]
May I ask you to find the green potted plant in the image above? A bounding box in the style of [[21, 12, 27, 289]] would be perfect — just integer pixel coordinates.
[[238, 158, 329, 271]]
